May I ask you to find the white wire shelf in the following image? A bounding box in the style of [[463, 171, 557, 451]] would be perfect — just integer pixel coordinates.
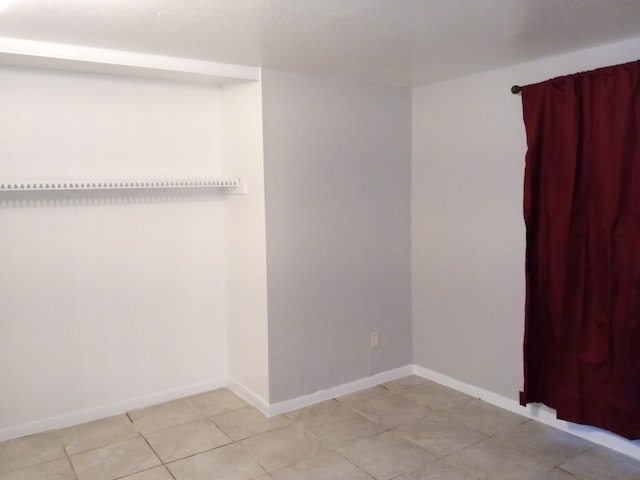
[[0, 178, 245, 193]]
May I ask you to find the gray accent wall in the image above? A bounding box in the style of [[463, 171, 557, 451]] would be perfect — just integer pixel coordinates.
[[261, 70, 412, 403]]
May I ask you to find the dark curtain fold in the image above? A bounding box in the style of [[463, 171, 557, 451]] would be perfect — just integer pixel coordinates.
[[521, 60, 640, 439]]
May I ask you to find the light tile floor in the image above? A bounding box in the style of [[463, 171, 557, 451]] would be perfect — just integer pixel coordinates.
[[2, 376, 640, 479]]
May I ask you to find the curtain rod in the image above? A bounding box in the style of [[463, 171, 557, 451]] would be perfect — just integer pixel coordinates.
[[511, 85, 522, 94]]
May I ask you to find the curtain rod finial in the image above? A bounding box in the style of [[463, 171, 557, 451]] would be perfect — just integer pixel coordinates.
[[511, 85, 522, 94]]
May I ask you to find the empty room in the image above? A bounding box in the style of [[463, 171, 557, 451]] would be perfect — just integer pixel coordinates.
[[1, 1, 640, 479]]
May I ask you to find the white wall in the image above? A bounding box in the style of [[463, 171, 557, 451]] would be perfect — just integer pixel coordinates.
[[0, 67, 229, 440], [222, 80, 270, 405], [7, 31, 640, 449], [261, 70, 412, 402], [412, 37, 640, 401]]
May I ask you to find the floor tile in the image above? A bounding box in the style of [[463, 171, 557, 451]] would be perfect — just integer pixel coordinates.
[[444, 400, 528, 435], [271, 451, 373, 480], [282, 399, 333, 421], [238, 424, 328, 472], [382, 375, 428, 392], [59, 414, 139, 455], [292, 399, 384, 448], [145, 418, 231, 462], [394, 413, 488, 457], [128, 398, 202, 434], [337, 386, 393, 404], [559, 446, 640, 480], [212, 406, 291, 441], [168, 443, 265, 480], [3, 379, 640, 480], [532, 469, 580, 480], [443, 438, 552, 480], [120, 466, 174, 480], [340, 431, 437, 480], [399, 381, 476, 412], [0, 431, 65, 474], [0, 457, 76, 480], [70, 437, 160, 480], [189, 388, 248, 417], [495, 420, 593, 466], [394, 458, 479, 479], [337, 386, 432, 428]]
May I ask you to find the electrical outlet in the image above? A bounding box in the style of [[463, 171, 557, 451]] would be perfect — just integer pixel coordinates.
[[370, 330, 380, 349]]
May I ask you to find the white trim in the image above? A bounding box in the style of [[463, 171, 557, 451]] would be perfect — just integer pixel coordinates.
[[0, 377, 227, 442], [412, 365, 640, 460], [227, 378, 271, 416], [265, 365, 415, 417], [4, 365, 639, 460], [0, 37, 260, 84]]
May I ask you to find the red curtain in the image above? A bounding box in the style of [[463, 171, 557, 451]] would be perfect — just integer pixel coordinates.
[[521, 60, 640, 439]]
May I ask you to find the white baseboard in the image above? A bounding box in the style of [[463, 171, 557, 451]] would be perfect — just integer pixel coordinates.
[[0, 377, 227, 443], [412, 365, 640, 460], [227, 378, 270, 416], [4, 364, 640, 461], [264, 365, 414, 417]]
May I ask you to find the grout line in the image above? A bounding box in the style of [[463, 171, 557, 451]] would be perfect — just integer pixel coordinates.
[[67, 455, 81, 480], [140, 434, 160, 457], [166, 466, 178, 480]]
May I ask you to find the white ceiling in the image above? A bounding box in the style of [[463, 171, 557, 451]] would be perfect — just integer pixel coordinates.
[[1, 0, 639, 86]]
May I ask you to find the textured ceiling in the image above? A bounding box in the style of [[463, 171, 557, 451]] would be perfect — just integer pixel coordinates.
[[0, 0, 640, 86]]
